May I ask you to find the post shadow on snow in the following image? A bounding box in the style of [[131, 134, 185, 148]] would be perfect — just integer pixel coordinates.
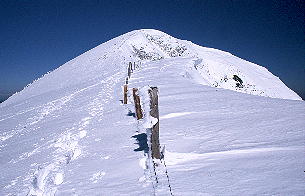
[[132, 133, 148, 153], [127, 110, 136, 118]]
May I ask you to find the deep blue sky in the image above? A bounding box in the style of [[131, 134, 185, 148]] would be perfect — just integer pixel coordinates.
[[0, 0, 304, 102]]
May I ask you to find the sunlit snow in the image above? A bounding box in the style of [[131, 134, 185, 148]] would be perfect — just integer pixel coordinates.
[[0, 29, 304, 196]]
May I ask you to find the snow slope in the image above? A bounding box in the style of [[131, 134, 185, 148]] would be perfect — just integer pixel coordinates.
[[0, 29, 304, 195], [2, 29, 301, 106]]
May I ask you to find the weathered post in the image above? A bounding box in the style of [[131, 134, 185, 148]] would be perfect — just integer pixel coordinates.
[[148, 87, 161, 159], [123, 85, 128, 104], [133, 88, 143, 120]]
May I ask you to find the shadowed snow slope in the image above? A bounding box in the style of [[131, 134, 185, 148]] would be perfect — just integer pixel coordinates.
[[0, 29, 304, 195]]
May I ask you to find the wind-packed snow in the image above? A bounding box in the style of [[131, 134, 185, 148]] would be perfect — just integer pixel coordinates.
[[0, 29, 304, 196]]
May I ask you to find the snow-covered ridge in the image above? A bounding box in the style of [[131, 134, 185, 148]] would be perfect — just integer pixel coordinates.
[[1, 29, 304, 195], [1, 29, 301, 107], [124, 29, 301, 100]]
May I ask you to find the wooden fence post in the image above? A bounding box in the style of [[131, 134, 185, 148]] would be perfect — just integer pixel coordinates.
[[124, 85, 128, 104], [148, 87, 161, 159], [133, 88, 143, 120]]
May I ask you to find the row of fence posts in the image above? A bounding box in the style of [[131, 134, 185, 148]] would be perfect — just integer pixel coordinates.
[[123, 62, 161, 159], [123, 62, 173, 195]]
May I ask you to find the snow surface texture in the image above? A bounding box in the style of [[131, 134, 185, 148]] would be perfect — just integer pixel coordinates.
[[0, 29, 304, 195]]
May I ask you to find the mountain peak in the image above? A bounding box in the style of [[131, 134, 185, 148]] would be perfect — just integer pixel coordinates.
[[113, 29, 301, 100], [1, 29, 301, 107]]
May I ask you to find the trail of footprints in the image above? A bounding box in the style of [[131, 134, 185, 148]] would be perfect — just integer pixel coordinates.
[[26, 73, 122, 195]]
